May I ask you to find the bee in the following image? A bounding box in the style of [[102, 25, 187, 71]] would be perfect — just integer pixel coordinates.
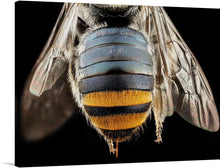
[[21, 3, 219, 158]]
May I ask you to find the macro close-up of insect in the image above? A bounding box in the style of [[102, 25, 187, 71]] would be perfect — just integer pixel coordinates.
[[15, 1, 220, 167]]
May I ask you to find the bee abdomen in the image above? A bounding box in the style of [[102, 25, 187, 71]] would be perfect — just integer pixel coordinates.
[[78, 28, 153, 141]]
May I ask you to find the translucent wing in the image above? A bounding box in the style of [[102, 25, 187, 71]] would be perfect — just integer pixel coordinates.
[[21, 3, 79, 141], [21, 72, 78, 141], [30, 3, 79, 96], [147, 6, 219, 132]]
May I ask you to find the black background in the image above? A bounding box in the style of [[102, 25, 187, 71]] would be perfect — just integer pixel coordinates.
[[15, 1, 220, 167]]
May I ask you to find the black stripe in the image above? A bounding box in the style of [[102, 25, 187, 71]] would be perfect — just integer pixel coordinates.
[[79, 74, 154, 93], [85, 103, 151, 116]]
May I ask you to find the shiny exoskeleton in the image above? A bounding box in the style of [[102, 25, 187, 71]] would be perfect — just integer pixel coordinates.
[[78, 27, 154, 143]]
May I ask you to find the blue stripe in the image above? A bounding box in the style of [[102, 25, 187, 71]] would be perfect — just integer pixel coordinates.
[[79, 61, 153, 79], [85, 28, 146, 43], [85, 35, 147, 50], [79, 44, 152, 68]]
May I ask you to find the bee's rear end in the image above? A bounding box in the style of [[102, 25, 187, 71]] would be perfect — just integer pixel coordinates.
[[78, 28, 153, 142]]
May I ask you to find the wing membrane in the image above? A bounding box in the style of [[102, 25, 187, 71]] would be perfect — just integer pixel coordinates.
[[21, 3, 80, 140], [148, 6, 219, 131], [22, 71, 78, 141], [30, 3, 79, 96]]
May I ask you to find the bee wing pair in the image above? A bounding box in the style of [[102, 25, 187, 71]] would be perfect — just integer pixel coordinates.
[[147, 7, 219, 132], [21, 3, 219, 141]]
